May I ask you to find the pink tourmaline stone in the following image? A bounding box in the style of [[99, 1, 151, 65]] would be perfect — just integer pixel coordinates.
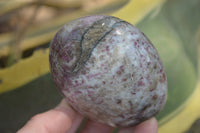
[[49, 15, 167, 127]]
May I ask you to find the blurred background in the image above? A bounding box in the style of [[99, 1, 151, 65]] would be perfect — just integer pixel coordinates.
[[0, 0, 199, 133]]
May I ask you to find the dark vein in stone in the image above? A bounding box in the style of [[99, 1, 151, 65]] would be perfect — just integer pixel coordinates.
[[71, 17, 125, 74]]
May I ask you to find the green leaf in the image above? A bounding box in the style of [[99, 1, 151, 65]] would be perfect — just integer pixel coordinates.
[[136, 0, 199, 124]]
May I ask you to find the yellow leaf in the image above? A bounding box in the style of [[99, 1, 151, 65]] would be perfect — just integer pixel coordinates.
[[0, 49, 49, 93], [112, 0, 165, 24]]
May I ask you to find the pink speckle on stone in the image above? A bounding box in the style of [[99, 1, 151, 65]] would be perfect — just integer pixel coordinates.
[[49, 15, 167, 127], [138, 81, 145, 87], [86, 72, 101, 79], [131, 92, 136, 95]]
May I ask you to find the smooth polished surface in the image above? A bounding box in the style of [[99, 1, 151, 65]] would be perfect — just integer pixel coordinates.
[[49, 15, 167, 127]]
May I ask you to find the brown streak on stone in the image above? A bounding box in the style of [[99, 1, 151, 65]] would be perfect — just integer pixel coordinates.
[[128, 100, 134, 113], [72, 17, 122, 73], [116, 99, 122, 104], [153, 94, 158, 100], [72, 17, 114, 73]]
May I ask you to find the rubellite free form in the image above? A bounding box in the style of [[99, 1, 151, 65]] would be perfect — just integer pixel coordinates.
[[49, 15, 167, 127]]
